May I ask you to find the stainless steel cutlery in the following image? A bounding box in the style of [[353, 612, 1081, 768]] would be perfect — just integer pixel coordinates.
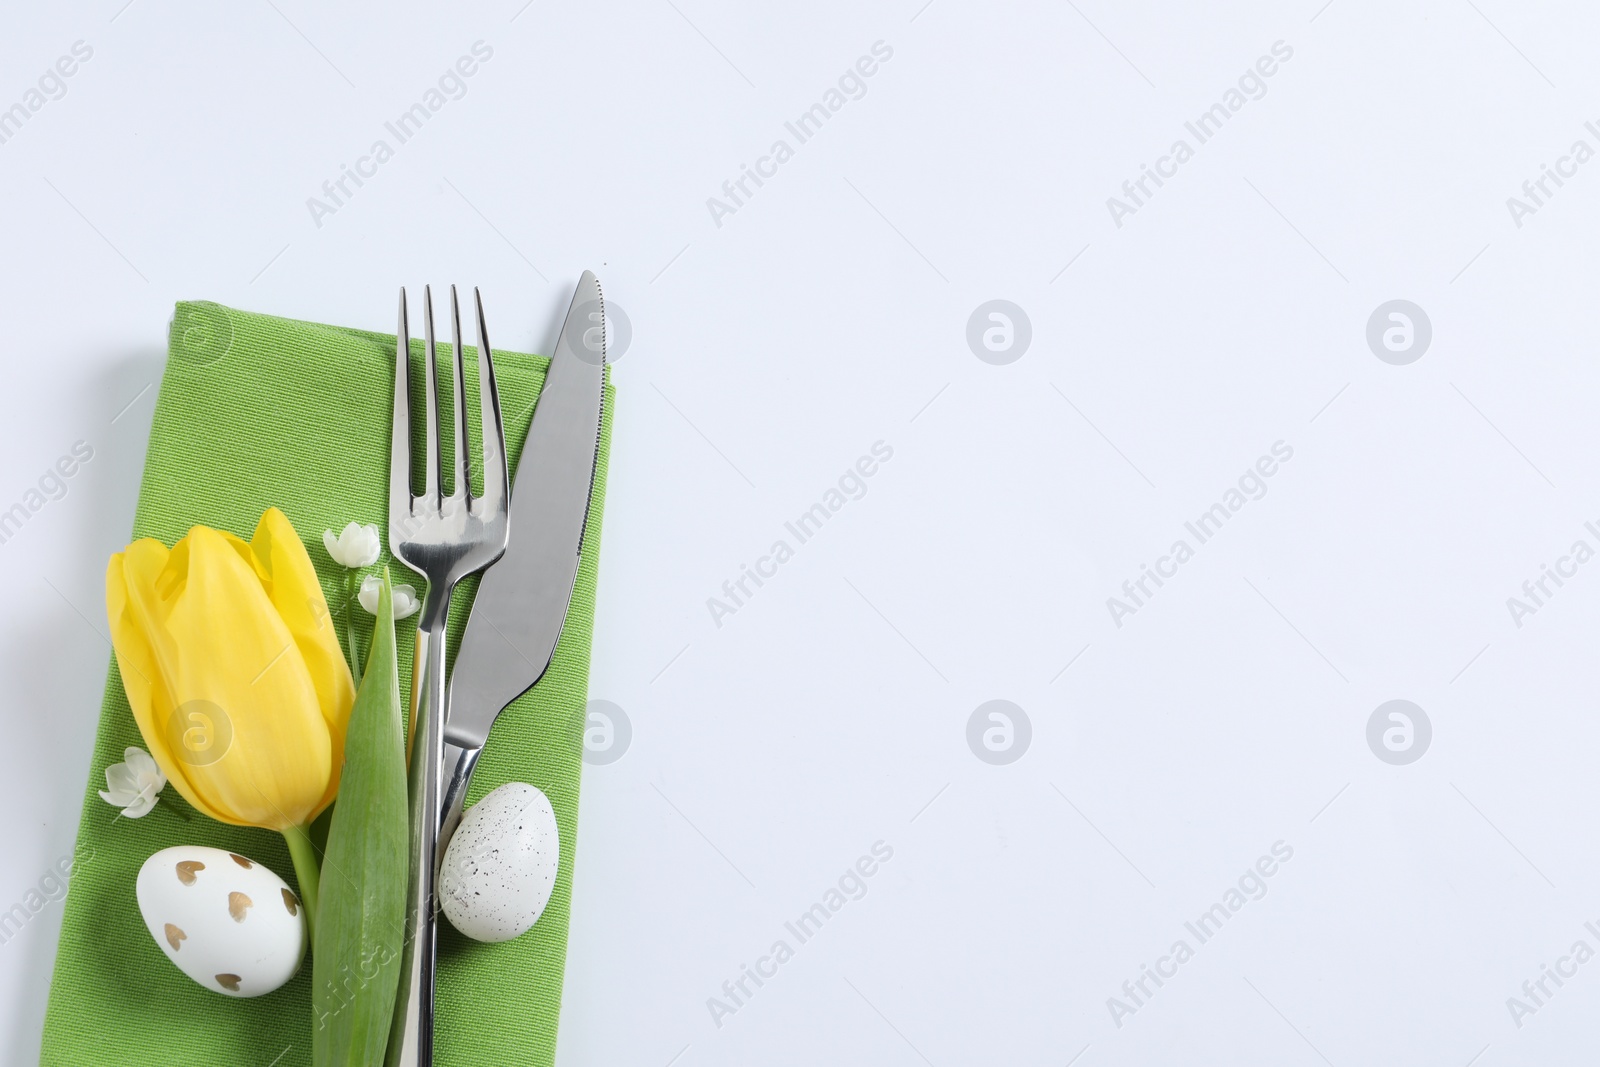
[[386, 275, 608, 1067], [386, 284, 511, 1067], [441, 271, 607, 851]]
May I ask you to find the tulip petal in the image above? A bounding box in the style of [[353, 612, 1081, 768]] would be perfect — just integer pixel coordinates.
[[106, 512, 354, 831], [108, 541, 235, 826], [113, 524, 336, 829], [181, 525, 336, 828], [250, 508, 356, 818]]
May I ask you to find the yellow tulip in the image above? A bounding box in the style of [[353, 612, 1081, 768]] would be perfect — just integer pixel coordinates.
[[106, 507, 355, 928]]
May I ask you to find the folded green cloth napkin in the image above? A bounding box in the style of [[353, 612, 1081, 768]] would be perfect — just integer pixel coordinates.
[[40, 300, 613, 1066]]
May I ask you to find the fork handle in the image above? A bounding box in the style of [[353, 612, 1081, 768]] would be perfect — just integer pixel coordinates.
[[387, 618, 449, 1067]]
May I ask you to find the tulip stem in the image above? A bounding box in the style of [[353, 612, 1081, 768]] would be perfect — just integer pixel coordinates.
[[282, 824, 321, 943]]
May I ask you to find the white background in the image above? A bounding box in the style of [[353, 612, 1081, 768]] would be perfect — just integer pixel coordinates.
[[4, 1, 1600, 1064]]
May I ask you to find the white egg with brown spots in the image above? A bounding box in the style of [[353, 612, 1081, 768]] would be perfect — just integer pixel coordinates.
[[440, 782, 559, 943], [135, 845, 306, 997]]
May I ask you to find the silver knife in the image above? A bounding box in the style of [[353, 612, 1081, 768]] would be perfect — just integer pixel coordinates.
[[438, 270, 607, 848]]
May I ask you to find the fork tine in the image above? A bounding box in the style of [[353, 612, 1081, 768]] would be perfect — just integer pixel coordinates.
[[450, 285, 472, 501], [390, 288, 413, 526], [475, 286, 509, 515], [422, 285, 441, 508]]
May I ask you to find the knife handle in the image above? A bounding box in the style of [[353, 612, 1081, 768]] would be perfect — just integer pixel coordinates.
[[438, 741, 482, 859], [387, 621, 448, 1067]]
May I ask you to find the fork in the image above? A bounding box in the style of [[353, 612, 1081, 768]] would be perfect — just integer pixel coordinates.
[[385, 285, 510, 1067]]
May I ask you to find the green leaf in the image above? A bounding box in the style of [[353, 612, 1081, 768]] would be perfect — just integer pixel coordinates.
[[313, 569, 408, 1066]]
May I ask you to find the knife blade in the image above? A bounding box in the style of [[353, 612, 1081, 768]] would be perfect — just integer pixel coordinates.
[[438, 271, 606, 837]]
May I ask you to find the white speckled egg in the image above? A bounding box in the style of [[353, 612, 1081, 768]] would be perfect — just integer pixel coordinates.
[[135, 845, 306, 997], [439, 782, 559, 943]]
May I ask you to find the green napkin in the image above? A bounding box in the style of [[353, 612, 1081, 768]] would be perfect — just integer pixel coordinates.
[[40, 300, 613, 1067]]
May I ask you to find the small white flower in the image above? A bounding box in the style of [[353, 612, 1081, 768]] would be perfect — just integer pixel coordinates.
[[360, 574, 420, 619], [323, 522, 381, 568], [99, 746, 167, 819]]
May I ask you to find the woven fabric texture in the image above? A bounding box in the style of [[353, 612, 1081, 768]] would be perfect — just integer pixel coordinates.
[[40, 300, 613, 1066]]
